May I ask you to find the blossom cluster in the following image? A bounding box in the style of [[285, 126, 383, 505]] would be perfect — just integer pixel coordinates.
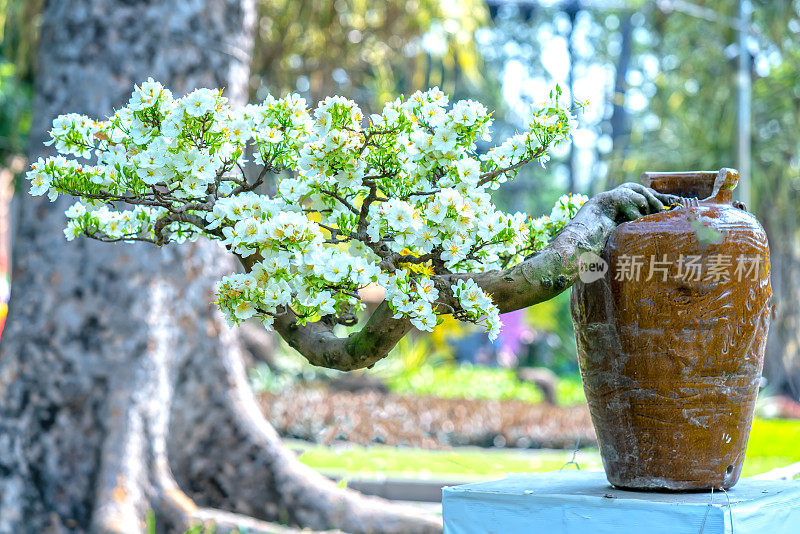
[[529, 193, 589, 251], [26, 79, 582, 339]]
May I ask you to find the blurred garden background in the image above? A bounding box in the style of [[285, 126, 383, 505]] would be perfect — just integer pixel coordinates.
[[1, 0, 799, 508]]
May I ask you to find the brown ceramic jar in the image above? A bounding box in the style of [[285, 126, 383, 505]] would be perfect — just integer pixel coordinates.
[[570, 168, 772, 490]]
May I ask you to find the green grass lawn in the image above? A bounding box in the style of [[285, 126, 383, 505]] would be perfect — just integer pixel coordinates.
[[294, 418, 800, 480], [743, 418, 800, 476], [295, 442, 601, 479]]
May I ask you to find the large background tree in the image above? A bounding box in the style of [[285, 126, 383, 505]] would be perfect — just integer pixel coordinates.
[[0, 0, 438, 532]]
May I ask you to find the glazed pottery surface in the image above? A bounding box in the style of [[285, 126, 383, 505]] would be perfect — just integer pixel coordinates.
[[570, 168, 772, 490]]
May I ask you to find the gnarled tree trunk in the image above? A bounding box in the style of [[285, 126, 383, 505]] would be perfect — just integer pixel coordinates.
[[0, 1, 440, 532]]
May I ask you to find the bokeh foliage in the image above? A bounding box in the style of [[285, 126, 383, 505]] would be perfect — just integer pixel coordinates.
[[0, 0, 492, 160], [252, 0, 491, 111], [0, 0, 39, 161]]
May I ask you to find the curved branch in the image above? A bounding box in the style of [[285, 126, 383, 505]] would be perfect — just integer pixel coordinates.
[[260, 185, 682, 372], [254, 197, 602, 371], [271, 301, 414, 371], [445, 199, 620, 313]]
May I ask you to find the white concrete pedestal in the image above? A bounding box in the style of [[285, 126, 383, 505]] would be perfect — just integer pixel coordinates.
[[442, 470, 800, 534]]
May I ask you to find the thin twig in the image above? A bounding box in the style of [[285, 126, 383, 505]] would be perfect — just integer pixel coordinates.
[[476, 145, 547, 187]]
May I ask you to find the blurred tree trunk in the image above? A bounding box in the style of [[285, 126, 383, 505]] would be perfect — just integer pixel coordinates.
[[751, 29, 800, 402], [763, 213, 800, 400], [0, 1, 439, 532], [603, 13, 633, 192]]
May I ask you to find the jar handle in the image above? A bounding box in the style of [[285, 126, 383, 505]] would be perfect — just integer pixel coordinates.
[[711, 168, 739, 204], [641, 168, 738, 204]]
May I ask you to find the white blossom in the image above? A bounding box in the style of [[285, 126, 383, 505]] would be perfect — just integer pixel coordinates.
[[26, 80, 581, 335]]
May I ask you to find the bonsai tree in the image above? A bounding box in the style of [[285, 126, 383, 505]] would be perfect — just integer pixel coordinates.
[[27, 81, 679, 371]]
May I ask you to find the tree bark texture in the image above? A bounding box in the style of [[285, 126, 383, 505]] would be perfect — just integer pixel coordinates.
[[0, 1, 439, 532]]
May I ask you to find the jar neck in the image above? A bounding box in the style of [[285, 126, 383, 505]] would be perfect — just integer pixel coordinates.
[[641, 168, 738, 204]]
